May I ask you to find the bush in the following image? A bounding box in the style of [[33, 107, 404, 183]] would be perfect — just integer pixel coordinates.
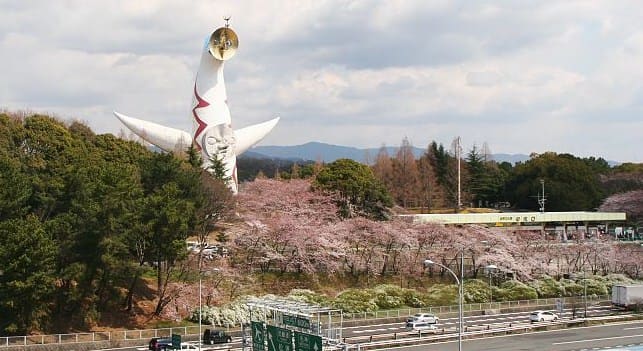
[[559, 279, 583, 297], [423, 284, 458, 306], [332, 289, 378, 313], [287, 289, 331, 305], [495, 280, 538, 301], [402, 289, 427, 308], [372, 285, 412, 309], [528, 275, 564, 298], [463, 279, 491, 303]]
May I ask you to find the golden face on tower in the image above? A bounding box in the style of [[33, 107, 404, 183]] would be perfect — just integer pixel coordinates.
[[208, 27, 239, 61]]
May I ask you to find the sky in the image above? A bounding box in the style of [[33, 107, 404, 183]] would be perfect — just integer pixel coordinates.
[[1, 1, 642, 163]]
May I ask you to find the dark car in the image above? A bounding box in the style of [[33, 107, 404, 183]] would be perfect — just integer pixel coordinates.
[[203, 329, 232, 344], [149, 337, 172, 350]]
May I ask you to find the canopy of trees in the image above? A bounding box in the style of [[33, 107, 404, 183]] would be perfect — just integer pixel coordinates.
[[0, 112, 232, 334], [313, 159, 393, 220]]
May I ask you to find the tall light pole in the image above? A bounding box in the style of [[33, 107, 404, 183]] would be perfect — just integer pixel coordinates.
[[583, 270, 587, 318], [425, 257, 463, 351]]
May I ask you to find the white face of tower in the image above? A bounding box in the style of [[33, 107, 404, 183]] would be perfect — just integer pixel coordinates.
[[203, 124, 236, 160], [202, 123, 238, 192]]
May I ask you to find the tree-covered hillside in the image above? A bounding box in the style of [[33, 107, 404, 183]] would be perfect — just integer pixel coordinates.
[[0, 112, 233, 334]]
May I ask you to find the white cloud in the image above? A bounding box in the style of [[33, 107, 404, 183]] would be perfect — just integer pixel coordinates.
[[0, 1, 642, 162]]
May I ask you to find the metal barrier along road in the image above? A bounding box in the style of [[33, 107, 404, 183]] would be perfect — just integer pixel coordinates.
[[341, 295, 610, 321], [0, 296, 610, 348]]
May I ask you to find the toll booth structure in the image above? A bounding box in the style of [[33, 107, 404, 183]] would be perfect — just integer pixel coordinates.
[[246, 297, 343, 351]]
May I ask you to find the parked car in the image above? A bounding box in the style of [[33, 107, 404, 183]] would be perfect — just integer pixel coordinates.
[[529, 310, 559, 322], [148, 337, 172, 351], [203, 329, 232, 344], [405, 320, 439, 332], [406, 313, 439, 324]]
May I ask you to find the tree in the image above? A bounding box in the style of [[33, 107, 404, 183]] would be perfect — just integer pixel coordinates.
[[416, 143, 446, 211], [194, 171, 234, 265], [505, 153, 604, 211], [0, 216, 56, 334], [314, 159, 393, 220], [371, 145, 394, 191], [208, 155, 231, 183], [429, 142, 459, 210], [391, 137, 420, 208], [465, 145, 509, 208]]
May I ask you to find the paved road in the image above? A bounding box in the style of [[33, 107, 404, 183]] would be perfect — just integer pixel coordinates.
[[377, 320, 643, 351], [343, 305, 613, 341], [95, 306, 618, 351]]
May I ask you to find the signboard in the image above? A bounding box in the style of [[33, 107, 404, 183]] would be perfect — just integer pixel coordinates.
[[283, 314, 311, 330], [294, 331, 322, 351], [267, 325, 293, 351], [171, 334, 181, 350], [252, 321, 266, 351]]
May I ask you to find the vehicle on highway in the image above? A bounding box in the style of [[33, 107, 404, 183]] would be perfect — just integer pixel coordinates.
[[148, 337, 172, 350], [406, 313, 439, 324], [203, 329, 232, 344], [529, 310, 559, 322], [405, 320, 439, 332], [612, 284, 643, 309]]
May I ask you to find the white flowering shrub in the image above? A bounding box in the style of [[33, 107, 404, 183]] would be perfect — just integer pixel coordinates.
[[190, 296, 269, 326]]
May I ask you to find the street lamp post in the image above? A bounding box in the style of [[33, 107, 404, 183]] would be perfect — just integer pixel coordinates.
[[583, 270, 587, 318], [425, 257, 463, 351]]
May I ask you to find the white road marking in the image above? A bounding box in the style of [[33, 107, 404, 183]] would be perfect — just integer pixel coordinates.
[[552, 334, 643, 345]]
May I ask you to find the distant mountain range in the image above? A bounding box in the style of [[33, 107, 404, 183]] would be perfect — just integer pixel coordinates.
[[243, 142, 531, 164]]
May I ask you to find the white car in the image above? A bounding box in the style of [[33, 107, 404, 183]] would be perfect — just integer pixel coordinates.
[[405, 320, 439, 332], [406, 313, 439, 324], [529, 310, 559, 322]]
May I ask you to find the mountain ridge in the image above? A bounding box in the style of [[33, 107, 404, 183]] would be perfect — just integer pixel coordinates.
[[247, 141, 532, 164]]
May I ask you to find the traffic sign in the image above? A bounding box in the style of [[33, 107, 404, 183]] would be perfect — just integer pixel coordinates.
[[294, 331, 322, 351], [267, 325, 293, 351], [171, 334, 181, 349], [283, 314, 311, 330], [252, 321, 266, 351]]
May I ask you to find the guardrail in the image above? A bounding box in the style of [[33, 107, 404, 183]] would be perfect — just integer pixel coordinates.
[[0, 296, 610, 348], [342, 295, 610, 321], [341, 316, 617, 350]]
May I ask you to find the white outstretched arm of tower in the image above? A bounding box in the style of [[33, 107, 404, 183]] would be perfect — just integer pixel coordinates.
[[114, 111, 192, 152], [234, 117, 280, 155]]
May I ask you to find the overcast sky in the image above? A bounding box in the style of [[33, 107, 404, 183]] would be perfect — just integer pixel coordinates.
[[2, 1, 642, 162]]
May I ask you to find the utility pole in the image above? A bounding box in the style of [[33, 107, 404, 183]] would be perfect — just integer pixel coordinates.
[[456, 136, 462, 211], [538, 179, 546, 213]]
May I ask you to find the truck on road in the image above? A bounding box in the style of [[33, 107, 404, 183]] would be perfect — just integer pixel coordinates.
[[612, 284, 643, 310]]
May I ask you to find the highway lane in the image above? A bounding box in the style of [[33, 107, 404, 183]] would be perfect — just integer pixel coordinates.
[[377, 320, 643, 351], [342, 305, 614, 340], [86, 306, 618, 351]]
